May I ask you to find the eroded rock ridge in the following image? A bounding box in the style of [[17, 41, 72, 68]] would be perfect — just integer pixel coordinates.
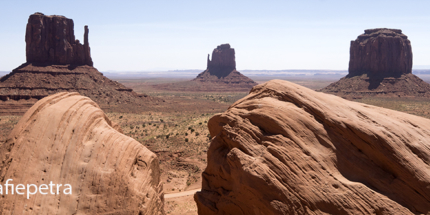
[[195, 80, 430, 215]]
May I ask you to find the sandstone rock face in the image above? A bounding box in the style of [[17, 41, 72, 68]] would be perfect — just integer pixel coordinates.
[[349, 28, 412, 78], [25, 12, 93, 66], [191, 44, 257, 91], [207, 44, 236, 78], [0, 92, 165, 214], [195, 79, 430, 214]]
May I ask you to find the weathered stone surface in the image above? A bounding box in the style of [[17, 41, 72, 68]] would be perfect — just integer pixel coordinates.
[[25, 12, 93, 66], [321, 28, 430, 98], [191, 44, 257, 91], [195, 79, 430, 214], [0, 92, 165, 214], [349, 28, 412, 78]]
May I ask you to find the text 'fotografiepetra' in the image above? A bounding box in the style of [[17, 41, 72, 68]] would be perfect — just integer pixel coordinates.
[[0, 179, 72, 199]]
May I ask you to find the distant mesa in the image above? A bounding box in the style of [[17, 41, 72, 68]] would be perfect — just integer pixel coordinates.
[[152, 44, 257, 92], [192, 44, 257, 88], [0, 12, 161, 115], [321, 28, 430, 98]]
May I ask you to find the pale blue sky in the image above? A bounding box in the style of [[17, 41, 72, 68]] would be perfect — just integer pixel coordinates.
[[1, 0, 429, 71]]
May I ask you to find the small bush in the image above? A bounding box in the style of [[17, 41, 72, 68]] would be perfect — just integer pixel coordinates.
[[185, 138, 189, 142], [190, 128, 195, 133], [160, 119, 164, 122], [119, 116, 123, 119], [166, 134, 170, 139], [195, 132, 199, 136], [199, 122, 202, 125], [185, 133, 188, 136], [130, 126, 134, 129]]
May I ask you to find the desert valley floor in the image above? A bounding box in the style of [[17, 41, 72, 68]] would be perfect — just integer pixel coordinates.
[[1, 77, 430, 215]]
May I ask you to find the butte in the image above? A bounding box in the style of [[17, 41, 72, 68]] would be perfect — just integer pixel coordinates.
[[321, 28, 430, 99], [153, 44, 257, 92], [0, 12, 161, 115]]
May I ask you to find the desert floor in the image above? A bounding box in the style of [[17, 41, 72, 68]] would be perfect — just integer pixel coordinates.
[[1, 77, 430, 215]]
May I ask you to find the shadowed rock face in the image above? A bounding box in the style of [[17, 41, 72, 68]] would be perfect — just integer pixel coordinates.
[[25, 12, 93, 66], [349, 28, 412, 78], [195, 79, 430, 215], [0, 93, 165, 214], [207, 44, 236, 78]]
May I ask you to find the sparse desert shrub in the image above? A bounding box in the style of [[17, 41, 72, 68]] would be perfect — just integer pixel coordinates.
[[185, 138, 189, 142], [130, 126, 134, 129], [204, 121, 207, 123], [149, 123, 152, 125], [142, 124, 146, 127], [185, 133, 188, 136], [188, 127, 192, 130], [136, 126, 139, 129], [166, 134, 170, 139], [191, 128, 195, 133], [160, 119, 164, 122], [199, 122, 202, 125], [195, 132, 199, 136], [119, 116, 123, 119]]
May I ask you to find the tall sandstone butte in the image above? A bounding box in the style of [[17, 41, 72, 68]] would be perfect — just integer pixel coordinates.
[[152, 43, 257, 92], [0, 13, 161, 115], [192, 44, 257, 89], [0, 92, 165, 214], [25, 12, 93, 66], [349, 28, 412, 77], [321, 28, 430, 98], [195, 79, 430, 215]]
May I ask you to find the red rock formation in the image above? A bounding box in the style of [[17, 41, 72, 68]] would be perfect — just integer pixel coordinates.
[[190, 44, 257, 91], [321, 28, 430, 98], [349, 28, 412, 77], [0, 13, 162, 115], [195, 79, 430, 214], [0, 92, 165, 214], [207, 44, 236, 77], [25, 12, 93, 66]]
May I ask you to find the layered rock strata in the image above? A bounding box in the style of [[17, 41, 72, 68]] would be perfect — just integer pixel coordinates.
[[195, 79, 430, 214], [321, 28, 430, 98], [0, 92, 165, 214]]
